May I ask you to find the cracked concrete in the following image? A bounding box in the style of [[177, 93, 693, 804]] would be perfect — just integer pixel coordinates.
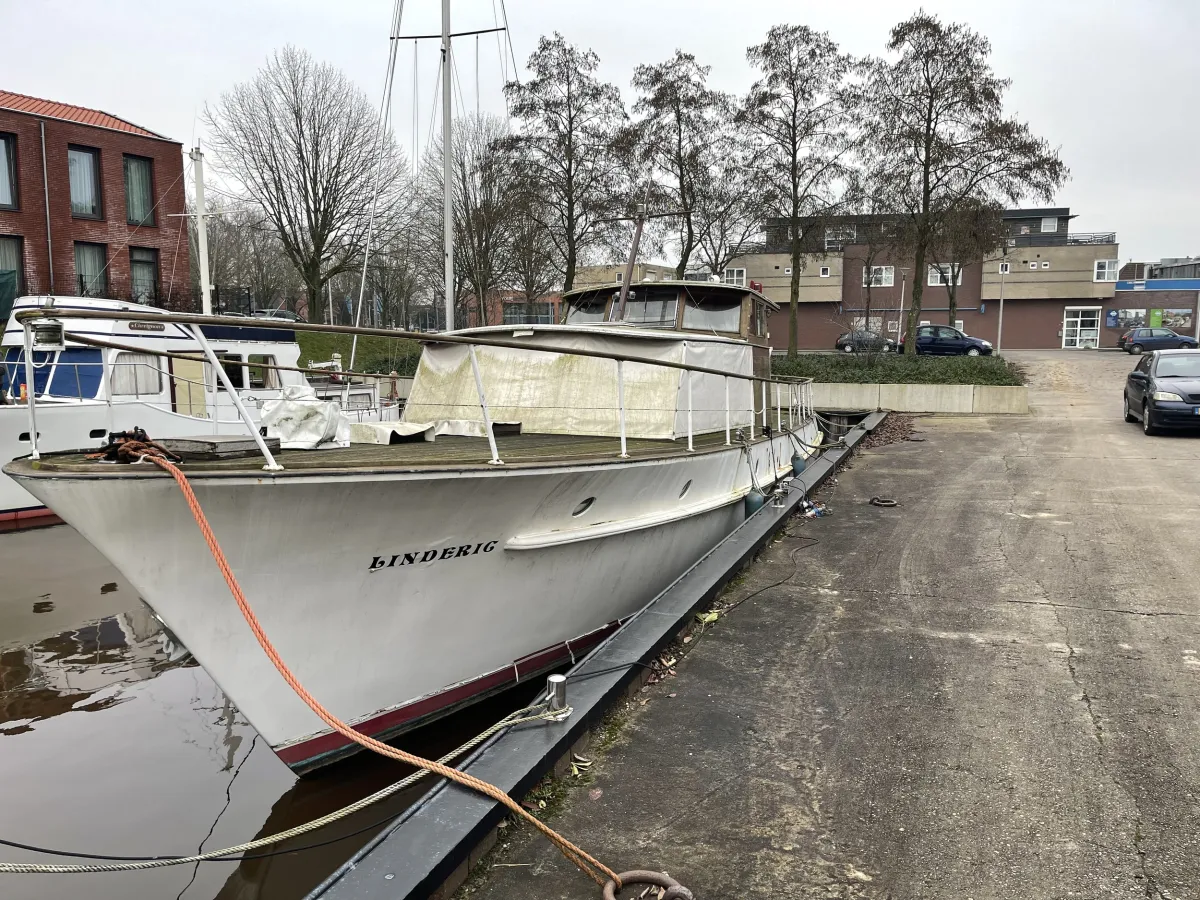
[[466, 350, 1200, 900]]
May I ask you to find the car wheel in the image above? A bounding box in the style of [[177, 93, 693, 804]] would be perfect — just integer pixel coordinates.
[[1124, 393, 1138, 423], [881, 344, 892, 353], [841, 344, 855, 353], [1131, 343, 1145, 354], [1143, 401, 1160, 436], [966, 347, 981, 356]]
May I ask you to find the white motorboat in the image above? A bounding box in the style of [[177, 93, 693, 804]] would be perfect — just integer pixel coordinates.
[[0, 295, 310, 524], [7, 281, 821, 771]]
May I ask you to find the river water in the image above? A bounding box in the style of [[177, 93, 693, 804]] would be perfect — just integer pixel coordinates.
[[0, 523, 530, 899]]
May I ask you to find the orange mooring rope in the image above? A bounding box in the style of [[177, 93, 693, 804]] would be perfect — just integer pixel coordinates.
[[146, 456, 621, 891]]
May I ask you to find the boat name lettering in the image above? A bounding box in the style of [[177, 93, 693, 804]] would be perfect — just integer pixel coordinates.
[[369, 541, 498, 571], [128, 321, 166, 332]]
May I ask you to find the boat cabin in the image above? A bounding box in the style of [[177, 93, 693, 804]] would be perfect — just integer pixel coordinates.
[[560, 280, 777, 377]]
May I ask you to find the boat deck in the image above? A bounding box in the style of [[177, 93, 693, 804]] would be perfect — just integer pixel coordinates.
[[14, 422, 806, 476]]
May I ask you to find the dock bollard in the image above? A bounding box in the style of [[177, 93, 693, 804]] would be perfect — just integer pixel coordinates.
[[547, 674, 569, 719]]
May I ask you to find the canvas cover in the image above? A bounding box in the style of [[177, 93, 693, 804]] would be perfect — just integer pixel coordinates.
[[261, 384, 350, 449], [402, 330, 755, 440]]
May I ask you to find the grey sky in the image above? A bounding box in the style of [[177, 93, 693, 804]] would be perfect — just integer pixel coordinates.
[[6, 0, 1196, 261]]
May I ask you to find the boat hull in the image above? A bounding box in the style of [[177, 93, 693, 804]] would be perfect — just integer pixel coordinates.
[[9, 426, 815, 770]]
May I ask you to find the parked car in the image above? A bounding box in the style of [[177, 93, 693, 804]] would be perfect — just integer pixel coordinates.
[[1118, 327, 1198, 354], [1124, 349, 1200, 434], [252, 308, 306, 323], [834, 330, 895, 353], [899, 325, 993, 356]]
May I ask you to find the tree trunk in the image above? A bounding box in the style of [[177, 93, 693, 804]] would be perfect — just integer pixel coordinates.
[[788, 233, 801, 358], [946, 272, 958, 328], [905, 241, 926, 353]]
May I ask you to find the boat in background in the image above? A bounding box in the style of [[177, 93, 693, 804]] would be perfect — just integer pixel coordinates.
[[8, 282, 821, 772]]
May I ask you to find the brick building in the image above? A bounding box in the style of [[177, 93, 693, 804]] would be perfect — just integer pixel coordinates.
[[726, 207, 1122, 350], [0, 90, 189, 314]]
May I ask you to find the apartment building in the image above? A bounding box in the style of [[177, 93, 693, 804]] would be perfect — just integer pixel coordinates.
[[572, 262, 676, 289], [0, 90, 188, 315], [727, 208, 1121, 350]]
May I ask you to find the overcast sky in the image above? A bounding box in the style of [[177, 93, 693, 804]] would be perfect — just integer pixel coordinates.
[[6, 0, 1196, 261]]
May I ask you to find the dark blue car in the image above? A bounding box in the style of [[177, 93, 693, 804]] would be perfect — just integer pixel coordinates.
[[1118, 327, 1197, 354], [1124, 349, 1200, 434], [899, 325, 993, 356]]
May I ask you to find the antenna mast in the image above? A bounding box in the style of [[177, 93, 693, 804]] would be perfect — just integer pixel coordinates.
[[441, 0, 455, 331]]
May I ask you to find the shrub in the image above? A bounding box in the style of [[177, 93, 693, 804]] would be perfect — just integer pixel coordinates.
[[771, 353, 1026, 386]]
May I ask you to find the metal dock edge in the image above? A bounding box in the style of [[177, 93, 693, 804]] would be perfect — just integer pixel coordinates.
[[308, 411, 887, 900]]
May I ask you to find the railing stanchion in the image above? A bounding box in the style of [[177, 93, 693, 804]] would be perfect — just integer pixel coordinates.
[[749, 377, 755, 440], [21, 322, 40, 459], [724, 376, 730, 446], [686, 367, 694, 452], [191, 325, 282, 471], [617, 359, 629, 459], [761, 381, 767, 430], [776, 381, 781, 431], [469, 345, 503, 465]]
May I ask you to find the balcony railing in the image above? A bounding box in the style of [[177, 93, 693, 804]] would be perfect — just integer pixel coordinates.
[[1008, 231, 1116, 248]]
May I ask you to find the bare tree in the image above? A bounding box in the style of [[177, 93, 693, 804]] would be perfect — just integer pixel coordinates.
[[927, 200, 1007, 328], [507, 191, 561, 321], [190, 198, 301, 313], [859, 13, 1067, 352], [505, 34, 630, 291], [632, 52, 729, 278], [742, 25, 855, 357], [204, 45, 410, 324], [694, 146, 767, 280]]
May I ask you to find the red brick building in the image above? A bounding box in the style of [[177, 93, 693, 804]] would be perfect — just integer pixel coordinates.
[[0, 90, 189, 312]]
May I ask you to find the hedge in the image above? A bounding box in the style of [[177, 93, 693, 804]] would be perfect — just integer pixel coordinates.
[[771, 353, 1026, 386]]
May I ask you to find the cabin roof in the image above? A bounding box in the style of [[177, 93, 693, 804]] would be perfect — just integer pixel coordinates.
[[448, 323, 752, 345], [561, 280, 780, 312]]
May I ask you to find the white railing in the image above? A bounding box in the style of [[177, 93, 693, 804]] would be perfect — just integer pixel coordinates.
[[16, 307, 816, 472]]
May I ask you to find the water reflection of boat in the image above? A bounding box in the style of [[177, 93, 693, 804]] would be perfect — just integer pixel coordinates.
[[0, 606, 190, 734]]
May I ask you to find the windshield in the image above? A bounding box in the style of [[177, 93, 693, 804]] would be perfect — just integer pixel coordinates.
[[564, 296, 608, 324], [1156, 355, 1200, 378]]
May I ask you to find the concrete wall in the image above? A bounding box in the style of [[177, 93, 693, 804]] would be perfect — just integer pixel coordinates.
[[802, 382, 1028, 414]]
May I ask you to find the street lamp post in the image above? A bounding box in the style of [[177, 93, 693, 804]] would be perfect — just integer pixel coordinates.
[[996, 257, 1009, 353]]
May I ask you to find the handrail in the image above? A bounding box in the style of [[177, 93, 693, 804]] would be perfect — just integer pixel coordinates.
[[15, 307, 813, 389]]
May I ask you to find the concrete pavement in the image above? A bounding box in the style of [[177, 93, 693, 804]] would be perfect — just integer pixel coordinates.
[[465, 350, 1200, 900]]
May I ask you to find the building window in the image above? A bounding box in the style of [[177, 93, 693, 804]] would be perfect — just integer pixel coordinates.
[[862, 265, 894, 288], [955, 319, 965, 332], [1041, 261, 1050, 269], [998, 262, 1010, 274], [110, 351, 161, 396], [504, 302, 554, 325], [1040, 217, 1058, 233], [722, 268, 746, 287], [0, 236, 23, 294], [129, 247, 159, 303], [123, 155, 155, 226], [1094, 259, 1119, 282], [1028, 261, 1038, 270], [825, 225, 856, 251], [74, 242, 107, 296], [819, 266, 830, 278], [0, 134, 16, 210], [927, 265, 962, 286], [615, 272, 623, 283], [68, 146, 102, 218]]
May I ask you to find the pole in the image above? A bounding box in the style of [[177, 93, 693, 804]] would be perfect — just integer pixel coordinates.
[[190, 146, 213, 316], [997, 261, 1007, 353], [615, 204, 646, 322], [38, 122, 54, 294], [616, 359, 628, 458], [441, 0, 455, 332], [897, 271, 907, 353]]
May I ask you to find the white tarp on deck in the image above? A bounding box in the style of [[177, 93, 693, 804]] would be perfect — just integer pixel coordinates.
[[401, 330, 755, 440]]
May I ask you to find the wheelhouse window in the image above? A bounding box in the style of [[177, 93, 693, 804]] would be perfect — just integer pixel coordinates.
[[682, 295, 742, 333], [74, 242, 107, 296], [624, 290, 678, 329], [563, 294, 608, 324], [862, 266, 894, 288], [504, 302, 554, 325], [1, 347, 52, 398], [928, 265, 962, 286], [0, 134, 16, 210], [123, 155, 155, 226], [110, 351, 162, 396], [721, 268, 746, 287], [129, 247, 159, 302], [213, 353, 244, 390], [1094, 259, 1119, 282], [247, 354, 280, 390], [68, 146, 101, 218], [47, 349, 103, 399]]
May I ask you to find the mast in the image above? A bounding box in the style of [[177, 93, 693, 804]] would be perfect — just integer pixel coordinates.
[[190, 145, 213, 316], [441, 0, 455, 331]]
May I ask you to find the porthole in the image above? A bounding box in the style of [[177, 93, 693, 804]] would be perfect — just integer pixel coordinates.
[[679, 480, 692, 498], [572, 497, 595, 517], [90, 429, 107, 439]]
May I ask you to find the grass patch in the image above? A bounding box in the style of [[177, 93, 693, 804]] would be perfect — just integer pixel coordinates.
[[772, 353, 1026, 386], [294, 331, 423, 375]]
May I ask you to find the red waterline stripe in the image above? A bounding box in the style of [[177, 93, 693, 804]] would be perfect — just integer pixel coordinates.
[[274, 621, 622, 770]]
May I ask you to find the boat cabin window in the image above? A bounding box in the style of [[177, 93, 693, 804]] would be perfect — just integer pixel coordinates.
[[623, 290, 678, 329], [111, 351, 163, 396], [682, 295, 742, 333], [755, 301, 767, 337], [564, 295, 609, 324], [213, 353, 245, 390], [47, 349, 103, 398], [247, 354, 280, 390]]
